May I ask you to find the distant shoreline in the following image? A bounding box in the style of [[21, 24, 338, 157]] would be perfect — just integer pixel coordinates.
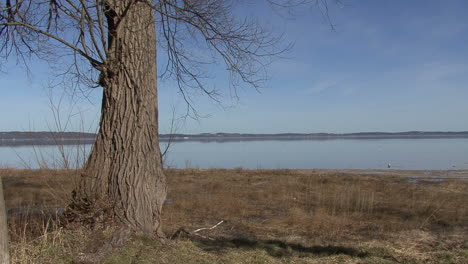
[[1, 131, 468, 146]]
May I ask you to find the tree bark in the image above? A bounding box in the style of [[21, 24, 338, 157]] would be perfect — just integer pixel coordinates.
[[70, 1, 166, 237], [0, 177, 10, 264]]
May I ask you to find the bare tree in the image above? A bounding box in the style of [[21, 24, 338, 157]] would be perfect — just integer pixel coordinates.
[[1, 0, 335, 258]]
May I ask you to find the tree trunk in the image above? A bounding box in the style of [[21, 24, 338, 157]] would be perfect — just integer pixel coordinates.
[[0, 177, 10, 264], [71, 1, 166, 236]]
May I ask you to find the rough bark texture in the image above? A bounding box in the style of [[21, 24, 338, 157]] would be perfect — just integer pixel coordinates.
[[70, 1, 166, 237], [0, 177, 10, 264]]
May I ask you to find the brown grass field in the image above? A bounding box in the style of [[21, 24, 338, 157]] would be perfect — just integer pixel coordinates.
[[2, 168, 468, 263]]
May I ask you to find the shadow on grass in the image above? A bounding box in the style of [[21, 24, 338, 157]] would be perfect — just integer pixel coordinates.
[[192, 237, 369, 259]]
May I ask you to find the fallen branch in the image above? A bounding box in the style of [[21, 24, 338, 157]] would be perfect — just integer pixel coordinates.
[[171, 220, 224, 240], [193, 220, 224, 233]]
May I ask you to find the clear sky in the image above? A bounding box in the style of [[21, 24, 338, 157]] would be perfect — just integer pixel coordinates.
[[1, 0, 468, 134]]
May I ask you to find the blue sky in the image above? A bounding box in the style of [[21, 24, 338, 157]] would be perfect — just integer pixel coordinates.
[[1, 0, 468, 134]]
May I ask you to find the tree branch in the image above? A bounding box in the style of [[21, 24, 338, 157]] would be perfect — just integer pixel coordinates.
[[1, 20, 103, 67]]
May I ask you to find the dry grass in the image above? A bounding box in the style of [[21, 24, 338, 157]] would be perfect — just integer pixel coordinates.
[[163, 169, 468, 241], [1, 169, 78, 210], [2, 168, 468, 263]]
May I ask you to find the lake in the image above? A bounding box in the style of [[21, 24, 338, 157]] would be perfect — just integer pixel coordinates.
[[1, 138, 468, 170]]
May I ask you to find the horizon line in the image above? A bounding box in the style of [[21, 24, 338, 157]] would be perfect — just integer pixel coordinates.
[[2, 130, 468, 135]]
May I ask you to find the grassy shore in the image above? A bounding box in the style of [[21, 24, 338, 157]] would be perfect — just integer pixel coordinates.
[[2, 168, 468, 263]]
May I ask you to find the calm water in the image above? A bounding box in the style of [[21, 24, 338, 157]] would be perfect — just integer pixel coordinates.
[[1, 138, 468, 170]]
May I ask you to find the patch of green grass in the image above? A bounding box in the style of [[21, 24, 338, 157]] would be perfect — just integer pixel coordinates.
[[438, 252, 455, 262]]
